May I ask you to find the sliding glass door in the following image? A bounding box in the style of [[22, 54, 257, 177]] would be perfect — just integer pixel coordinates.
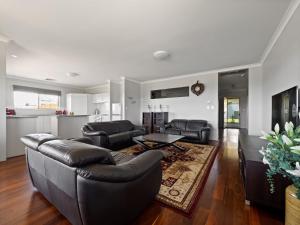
[[224, 97, 240, 128]]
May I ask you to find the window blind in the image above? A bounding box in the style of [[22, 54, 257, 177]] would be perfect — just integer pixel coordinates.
[[13, 85, 61, 96]]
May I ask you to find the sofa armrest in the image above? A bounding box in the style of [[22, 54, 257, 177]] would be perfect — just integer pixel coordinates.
[[82, 129, 108, 137], [134, 125, 146, 133], [77, 151, 164, 182], [199, 126, 211, 144]]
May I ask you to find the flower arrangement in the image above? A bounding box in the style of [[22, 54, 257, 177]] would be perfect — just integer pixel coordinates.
[[260, 122, 300, 199]]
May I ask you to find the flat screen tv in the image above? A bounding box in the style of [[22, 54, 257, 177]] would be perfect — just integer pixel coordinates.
[[272, 86, 298, 129]]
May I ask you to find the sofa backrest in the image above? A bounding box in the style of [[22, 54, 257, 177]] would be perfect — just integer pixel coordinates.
[[170, 119, 188, 130], [87, 120, 134, 135], [186, 120, 208, 131], [38, 139, 116, 167]]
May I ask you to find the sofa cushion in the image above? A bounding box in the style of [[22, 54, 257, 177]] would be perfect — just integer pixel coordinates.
[[109, 132, 131, 146], [165, 128, 181, 135], [181, 131, 199, 138], [170, 119, 187, 130], [114, 120, 135, 132], [38, 140, 115, 167], [87, 122, 119, 135], [21, 133, 58, 151], [186, 120, 208, 131]]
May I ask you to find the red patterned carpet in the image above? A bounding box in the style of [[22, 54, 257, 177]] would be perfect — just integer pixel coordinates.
[[121, 141, 219, 215]]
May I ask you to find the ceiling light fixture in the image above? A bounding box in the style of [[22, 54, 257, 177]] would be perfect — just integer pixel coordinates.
[[67, 72, 80, 77], [10, 54, 18, 58], [153, 50, 170, 60], [45, 78, 56, 81]]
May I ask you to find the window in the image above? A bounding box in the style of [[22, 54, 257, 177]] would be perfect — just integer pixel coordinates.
[[13, 85, 61, 109]]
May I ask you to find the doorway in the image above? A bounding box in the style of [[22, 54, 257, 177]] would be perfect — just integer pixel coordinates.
[[224, 97, 240, 128], [218, 69, 248, 130]]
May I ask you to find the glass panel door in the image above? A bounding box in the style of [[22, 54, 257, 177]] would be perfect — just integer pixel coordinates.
[[224, 97, 240, 128]]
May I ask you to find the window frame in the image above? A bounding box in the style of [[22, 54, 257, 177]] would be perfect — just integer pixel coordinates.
[[13, 85, 61, 110]]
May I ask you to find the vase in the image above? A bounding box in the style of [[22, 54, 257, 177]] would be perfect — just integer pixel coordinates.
[[285, 185, 300, 225]]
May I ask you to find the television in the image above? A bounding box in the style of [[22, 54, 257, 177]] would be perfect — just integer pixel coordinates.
[[272, 86, 299, 129]]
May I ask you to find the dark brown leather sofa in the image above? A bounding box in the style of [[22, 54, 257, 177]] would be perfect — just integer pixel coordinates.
[[82, 120, 145, 150], [21, 133, 163, 225], [160, 119, 211, 144]]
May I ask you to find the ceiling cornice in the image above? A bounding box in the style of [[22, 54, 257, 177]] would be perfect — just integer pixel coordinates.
[[6, 74, 86, 90], [0, 34, 10, 43], [141, 63, 261, 84], [260, 0, 300, 64]]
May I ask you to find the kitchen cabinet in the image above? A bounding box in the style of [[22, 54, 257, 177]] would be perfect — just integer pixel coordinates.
[[92, 93, 109, 103], [6, 117, 37, 157], [66, 93, 88, 115], [36, 115, 52, 133]]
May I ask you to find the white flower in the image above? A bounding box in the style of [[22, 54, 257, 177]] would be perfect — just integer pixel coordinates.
[[282, 135, 293, 146], [259, 150, 265, 156], [286, 162, 300, 177], [262, 156, 270, 165], [274, 123, 280, 134], [285, 122, 291, 132], [289, 122, 294, 129]]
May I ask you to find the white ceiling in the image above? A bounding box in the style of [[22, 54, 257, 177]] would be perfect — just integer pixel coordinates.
[[0, 0, 291, 87]]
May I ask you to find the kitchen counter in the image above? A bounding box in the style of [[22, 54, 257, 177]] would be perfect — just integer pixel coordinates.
[[7, 115, 38, 118], [7, 114, 90, 118], [6, 114, 90, 158]]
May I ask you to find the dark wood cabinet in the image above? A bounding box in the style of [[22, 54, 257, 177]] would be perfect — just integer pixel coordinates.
[[238, 129, 291, 210], [142, 112, 168, 133]]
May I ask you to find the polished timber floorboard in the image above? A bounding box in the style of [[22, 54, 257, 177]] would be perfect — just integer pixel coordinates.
[[0, 129, 284, 225]]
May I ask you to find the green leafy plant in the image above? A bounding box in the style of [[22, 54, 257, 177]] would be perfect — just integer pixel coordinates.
[[260, 122, 300, 199]]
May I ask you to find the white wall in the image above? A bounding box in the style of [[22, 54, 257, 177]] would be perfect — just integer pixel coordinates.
[[262, 6, 300, 131], [0, 41, 7, 161], [122, 78, 141, 125], [6, 76, 84, 115], [141, 72, 219, 140], [248, 66, 263, 135]]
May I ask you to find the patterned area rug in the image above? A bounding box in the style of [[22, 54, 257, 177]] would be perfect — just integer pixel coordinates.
[[120, 141, 218, 214]]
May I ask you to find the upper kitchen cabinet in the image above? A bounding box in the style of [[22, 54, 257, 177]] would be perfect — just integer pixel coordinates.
[[66, 93, 88, 115], [92, 93, 109, 103]]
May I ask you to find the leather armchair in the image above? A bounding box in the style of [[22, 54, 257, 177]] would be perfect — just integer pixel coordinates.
[[21, 133, 163, 225]]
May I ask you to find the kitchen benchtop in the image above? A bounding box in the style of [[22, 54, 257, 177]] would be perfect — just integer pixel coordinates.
[[7, 115, 90, 119]]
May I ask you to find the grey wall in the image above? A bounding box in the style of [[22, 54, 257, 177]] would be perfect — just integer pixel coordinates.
[[262, 6, 300, 131]]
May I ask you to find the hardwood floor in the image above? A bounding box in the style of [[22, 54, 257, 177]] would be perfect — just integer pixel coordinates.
[[0, 129, 284, 225]]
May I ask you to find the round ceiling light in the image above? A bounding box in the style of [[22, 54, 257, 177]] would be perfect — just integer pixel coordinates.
[[67, 72, 80, 77], [153, 50, 170, 60], [45, 78, 56, 81]]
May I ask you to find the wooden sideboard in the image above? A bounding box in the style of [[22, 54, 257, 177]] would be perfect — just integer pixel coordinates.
[[142, 112, 168, 134], [238, 129, 291, 210]]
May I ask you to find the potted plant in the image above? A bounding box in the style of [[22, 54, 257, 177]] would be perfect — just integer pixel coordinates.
[[260, 122, 300, 225]]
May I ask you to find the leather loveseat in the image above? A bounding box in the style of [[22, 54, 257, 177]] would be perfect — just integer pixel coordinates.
[[82, 120, 145, 150], [160, 119, 211, 144], [21, 133, 163, 225]]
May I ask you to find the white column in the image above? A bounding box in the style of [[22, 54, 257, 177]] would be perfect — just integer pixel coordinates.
[[0, 40, 7, 161]]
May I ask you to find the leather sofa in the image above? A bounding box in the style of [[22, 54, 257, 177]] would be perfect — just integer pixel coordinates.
[[21, 133, 163, 225], [160, 119, 211, 144], [82, 120, 145, 150]]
